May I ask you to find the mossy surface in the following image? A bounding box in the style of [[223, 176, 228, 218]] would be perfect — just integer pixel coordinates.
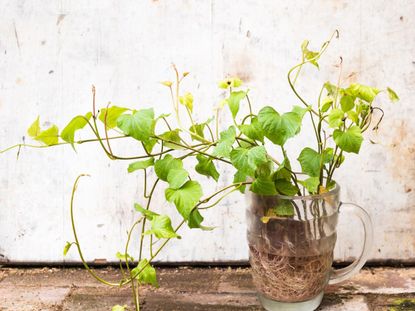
[[389, 298, 415, 311]]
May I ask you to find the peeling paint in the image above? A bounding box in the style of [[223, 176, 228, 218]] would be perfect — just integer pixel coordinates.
[[56, 14, 66, 26]]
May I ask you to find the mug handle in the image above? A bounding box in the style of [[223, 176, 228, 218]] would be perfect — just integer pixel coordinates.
[[329, 202, 373, 285]]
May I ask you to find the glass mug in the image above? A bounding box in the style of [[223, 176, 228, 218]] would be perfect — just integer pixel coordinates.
[[246, 184, 373, 311]]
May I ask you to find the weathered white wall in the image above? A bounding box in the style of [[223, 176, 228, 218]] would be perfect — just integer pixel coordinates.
[[0, 0, 414, 263]]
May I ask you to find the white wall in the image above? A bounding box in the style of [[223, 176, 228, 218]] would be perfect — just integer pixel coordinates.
[[0, 0, 414, 263]]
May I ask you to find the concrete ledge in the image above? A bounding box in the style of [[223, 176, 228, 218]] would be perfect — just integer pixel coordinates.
[[0, 267, 414, 310]]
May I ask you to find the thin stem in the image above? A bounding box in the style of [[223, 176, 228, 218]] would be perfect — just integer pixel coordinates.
[[287, 30, 339, 117], [143, 169, 149, 198], [170, 65, 210, 143], [104, 102, 114, 155], [185, 106, 196, 129], [0, 136, 125, 154], [205, 123, 215, 142], [241, 114, 256, 125], [154, 136, 230, 164], [70, 174, 123, 287], [333, 57, 343, 109], [138, 179, 160, 261], [162, 117, 172, 131], [236, 136, 257, 146], [198, 188, 239, 210], [197, 182, 251, 206], [92, 85, 97, 118], [124, 219, 143, 311], [246, 94, 253, 116]]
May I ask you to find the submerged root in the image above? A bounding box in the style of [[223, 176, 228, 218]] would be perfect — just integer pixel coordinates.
[[250, 245, 333, 302]]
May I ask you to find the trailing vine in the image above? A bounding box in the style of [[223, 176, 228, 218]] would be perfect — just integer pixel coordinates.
[[1, 31, 399, 311]]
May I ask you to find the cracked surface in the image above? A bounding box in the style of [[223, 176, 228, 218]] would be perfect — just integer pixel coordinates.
[[0, 266, 414, 310]]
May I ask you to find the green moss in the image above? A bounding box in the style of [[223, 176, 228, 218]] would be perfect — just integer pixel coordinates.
[[389, 298, 415, 311]]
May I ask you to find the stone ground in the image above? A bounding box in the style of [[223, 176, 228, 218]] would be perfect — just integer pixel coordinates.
[[0, 266, 414, 310]]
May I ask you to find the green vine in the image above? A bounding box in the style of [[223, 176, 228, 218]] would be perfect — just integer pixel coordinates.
[[2, 31, 399, 311]]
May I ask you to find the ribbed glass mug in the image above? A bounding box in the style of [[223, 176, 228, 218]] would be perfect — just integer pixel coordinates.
[[246, 184, 373, 311]]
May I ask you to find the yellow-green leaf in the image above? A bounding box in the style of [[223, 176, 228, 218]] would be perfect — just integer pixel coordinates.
[[36, 125, 59, 146], [333, 126, 363, 154], [131, 259, 158, 287], [227, 91, 247, 119], [179, 92, 193, 112], [63, 241, 74, 256], [160, 81, 173, 87], [386, 87, 399, 102], [195, 154, 220, 181], [61, 112, 92, 148], [218, 77, 243, 89], [154, 155, 183, 181], [145, 215, 181, 239], [98, 106, 128, 129], [27, 116, 41, 138], [347, 83, 379, 103], [165, 180, 202, 222], [128, 158, 155, 173]]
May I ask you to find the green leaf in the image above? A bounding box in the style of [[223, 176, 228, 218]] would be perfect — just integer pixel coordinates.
[[115, 251, 134, 262], [154, 155, 183, 181], [188, 209, 206, 229], [386, 87, 399, 102], [195, 155, 220, 181], [272, 158, 292, 181], [328, 108, 344, 128], [145, 215, 180, 239], [98, 106, 128, 129], [63, 241, 73, 256], [323, 148, 334, 163], [132, 259, 158, 287], [165, 180, 203, 221], [117, 108, 155, 142], [167, 168, 189, 189], [239, 117, 264, 143], [258, 106, 307, 145], [273, 201, 294, 217], [134, 203, 159, 220], [179, 92, 194, 112], [324, 82, 339, 96], [36, 125, 59, 146], [189, 123, 205, 141], [112, 305, 127, 311], [27, 116, 41, 138], [340, 95, 355, 112], [274, 179, 299, 196], [128, 158, 155, 173], [347, 111, 359, 124], [212, 126, 236, 158], [61, 113, 93, 148], [250, 177, 277, 195], [218, 77, 242, 89], [142, 138, 157, 154], [297, 147, 321, 177], [230, 146, 268, 177], [347, 83, 379, 103], [320, 97, 333, 113], [255, 161, 273, 178], [159, 129, 182, 150], [227, 91, 246, 119], [333, 125, 363, 154], [233, 170, 248, 193], [299, 177, 320, 194], [27, 117, 59, 145], [301, 40, 320, 68]]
